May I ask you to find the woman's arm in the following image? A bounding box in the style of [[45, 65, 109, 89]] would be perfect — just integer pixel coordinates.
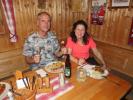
[[91, 48, 106, 68]]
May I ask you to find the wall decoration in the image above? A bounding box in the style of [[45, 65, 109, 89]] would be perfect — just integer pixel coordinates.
[[91, 0, 107, 25], [111, 0, 130, 8], [128, 17, 133, 45], [1, 0, 17, 42]]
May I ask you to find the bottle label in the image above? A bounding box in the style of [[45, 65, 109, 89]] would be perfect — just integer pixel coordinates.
[[65, 68, 70, 77]]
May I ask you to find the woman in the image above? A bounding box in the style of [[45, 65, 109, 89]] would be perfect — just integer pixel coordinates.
[[65, 20, 106, 68]]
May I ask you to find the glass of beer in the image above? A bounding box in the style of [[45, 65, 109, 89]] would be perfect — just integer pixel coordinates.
[[77, 67, 87, 82]]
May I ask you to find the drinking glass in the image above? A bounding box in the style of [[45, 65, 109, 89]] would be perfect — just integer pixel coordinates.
[[77, 67, 87, 82]]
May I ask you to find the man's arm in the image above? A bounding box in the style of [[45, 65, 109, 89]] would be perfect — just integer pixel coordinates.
[[25, 55, 40, 64], [25, 56, 34, 64]]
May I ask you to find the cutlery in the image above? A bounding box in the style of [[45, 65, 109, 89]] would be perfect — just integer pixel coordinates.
[[32, 76, 36, 90], [9, 81, 14, 90], [25, 77, 30, 89], [22, 78, 28, 89]]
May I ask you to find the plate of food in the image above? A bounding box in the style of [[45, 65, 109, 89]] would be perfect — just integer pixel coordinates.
[[82, 65, 109, 79], [0, 82, 11, 99], [44, 61, 65, 73], [89, 67, 109, 79]]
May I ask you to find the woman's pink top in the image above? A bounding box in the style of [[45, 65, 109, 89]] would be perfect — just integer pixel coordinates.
[[66, 37, 96, 59]]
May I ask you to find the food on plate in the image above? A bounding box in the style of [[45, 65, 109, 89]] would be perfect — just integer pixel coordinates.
[[0, 84, 5, 95], [90, 70, 103, 79], [93, 67, 104, 73], [45, 61, 65, 73], [48, 62, 64, 71]]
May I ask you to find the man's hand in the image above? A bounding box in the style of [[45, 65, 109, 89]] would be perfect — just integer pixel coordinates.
[[61, 47, 67, 55], [33, 54, 40, 63]]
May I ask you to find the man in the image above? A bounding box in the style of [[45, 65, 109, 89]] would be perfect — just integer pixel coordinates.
[[23, 12, 62, 69]]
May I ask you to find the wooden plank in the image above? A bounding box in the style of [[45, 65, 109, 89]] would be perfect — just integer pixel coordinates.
[[96, 40, 133, 77]]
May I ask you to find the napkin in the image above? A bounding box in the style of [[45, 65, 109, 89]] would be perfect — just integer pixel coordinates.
[[36, 69, 47, 77], [82, 64, 109, 79], [16, 78, 28, 89]]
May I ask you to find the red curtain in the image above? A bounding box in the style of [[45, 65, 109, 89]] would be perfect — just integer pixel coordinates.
[[1, 0, 17, 42]]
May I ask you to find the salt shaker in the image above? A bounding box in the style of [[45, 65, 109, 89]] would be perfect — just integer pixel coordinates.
[[7, 91, 14, 100], [59, 72, 65, 87]]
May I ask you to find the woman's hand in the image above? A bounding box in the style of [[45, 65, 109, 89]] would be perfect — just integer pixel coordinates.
[[78, 58, 86, 65], [101, 64, 106, 70]]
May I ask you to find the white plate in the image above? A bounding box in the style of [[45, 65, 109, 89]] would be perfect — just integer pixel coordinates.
[[89, 69, 109, 79], [0, 82, 11, 99], [44, 61, 65, 73], [82, 64, 109, 79]]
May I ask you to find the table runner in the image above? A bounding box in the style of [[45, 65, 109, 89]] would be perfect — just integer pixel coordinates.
[[36, 76, 74, 100]]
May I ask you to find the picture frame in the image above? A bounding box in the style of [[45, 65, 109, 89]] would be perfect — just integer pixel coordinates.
[[111, 0, 131, 8]]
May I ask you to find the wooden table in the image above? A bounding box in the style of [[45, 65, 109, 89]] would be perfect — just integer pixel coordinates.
[[1, 62, 132, 100], [58, 62, 132, 100]]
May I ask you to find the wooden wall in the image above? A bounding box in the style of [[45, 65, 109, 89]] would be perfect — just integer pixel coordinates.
[[90, 7, 133, 77], [0, 0, 133, 78]]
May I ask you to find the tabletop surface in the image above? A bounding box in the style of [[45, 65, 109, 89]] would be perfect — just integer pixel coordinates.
[[1, 62, 132, 100]]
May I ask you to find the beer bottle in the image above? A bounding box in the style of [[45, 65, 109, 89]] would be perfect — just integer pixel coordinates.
[[64, 54, 71, 78]]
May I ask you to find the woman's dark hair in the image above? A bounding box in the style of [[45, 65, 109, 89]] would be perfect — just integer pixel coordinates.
[[70, 20, 90, 45]]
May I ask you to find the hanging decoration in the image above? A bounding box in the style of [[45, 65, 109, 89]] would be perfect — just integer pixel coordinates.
[[91, 0, 106, 25], [1, 0, 17, 42], [128, 17, 133, 45]]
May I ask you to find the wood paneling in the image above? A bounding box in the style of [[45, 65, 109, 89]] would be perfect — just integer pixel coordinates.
[[0, 49, 28, 78], [96, 40, 133, 77], [89, 6, 133, 77], [90, 8, 133, 50]]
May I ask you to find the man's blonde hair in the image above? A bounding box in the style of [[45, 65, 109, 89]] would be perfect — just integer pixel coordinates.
[[37, 11, 51, 21]]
